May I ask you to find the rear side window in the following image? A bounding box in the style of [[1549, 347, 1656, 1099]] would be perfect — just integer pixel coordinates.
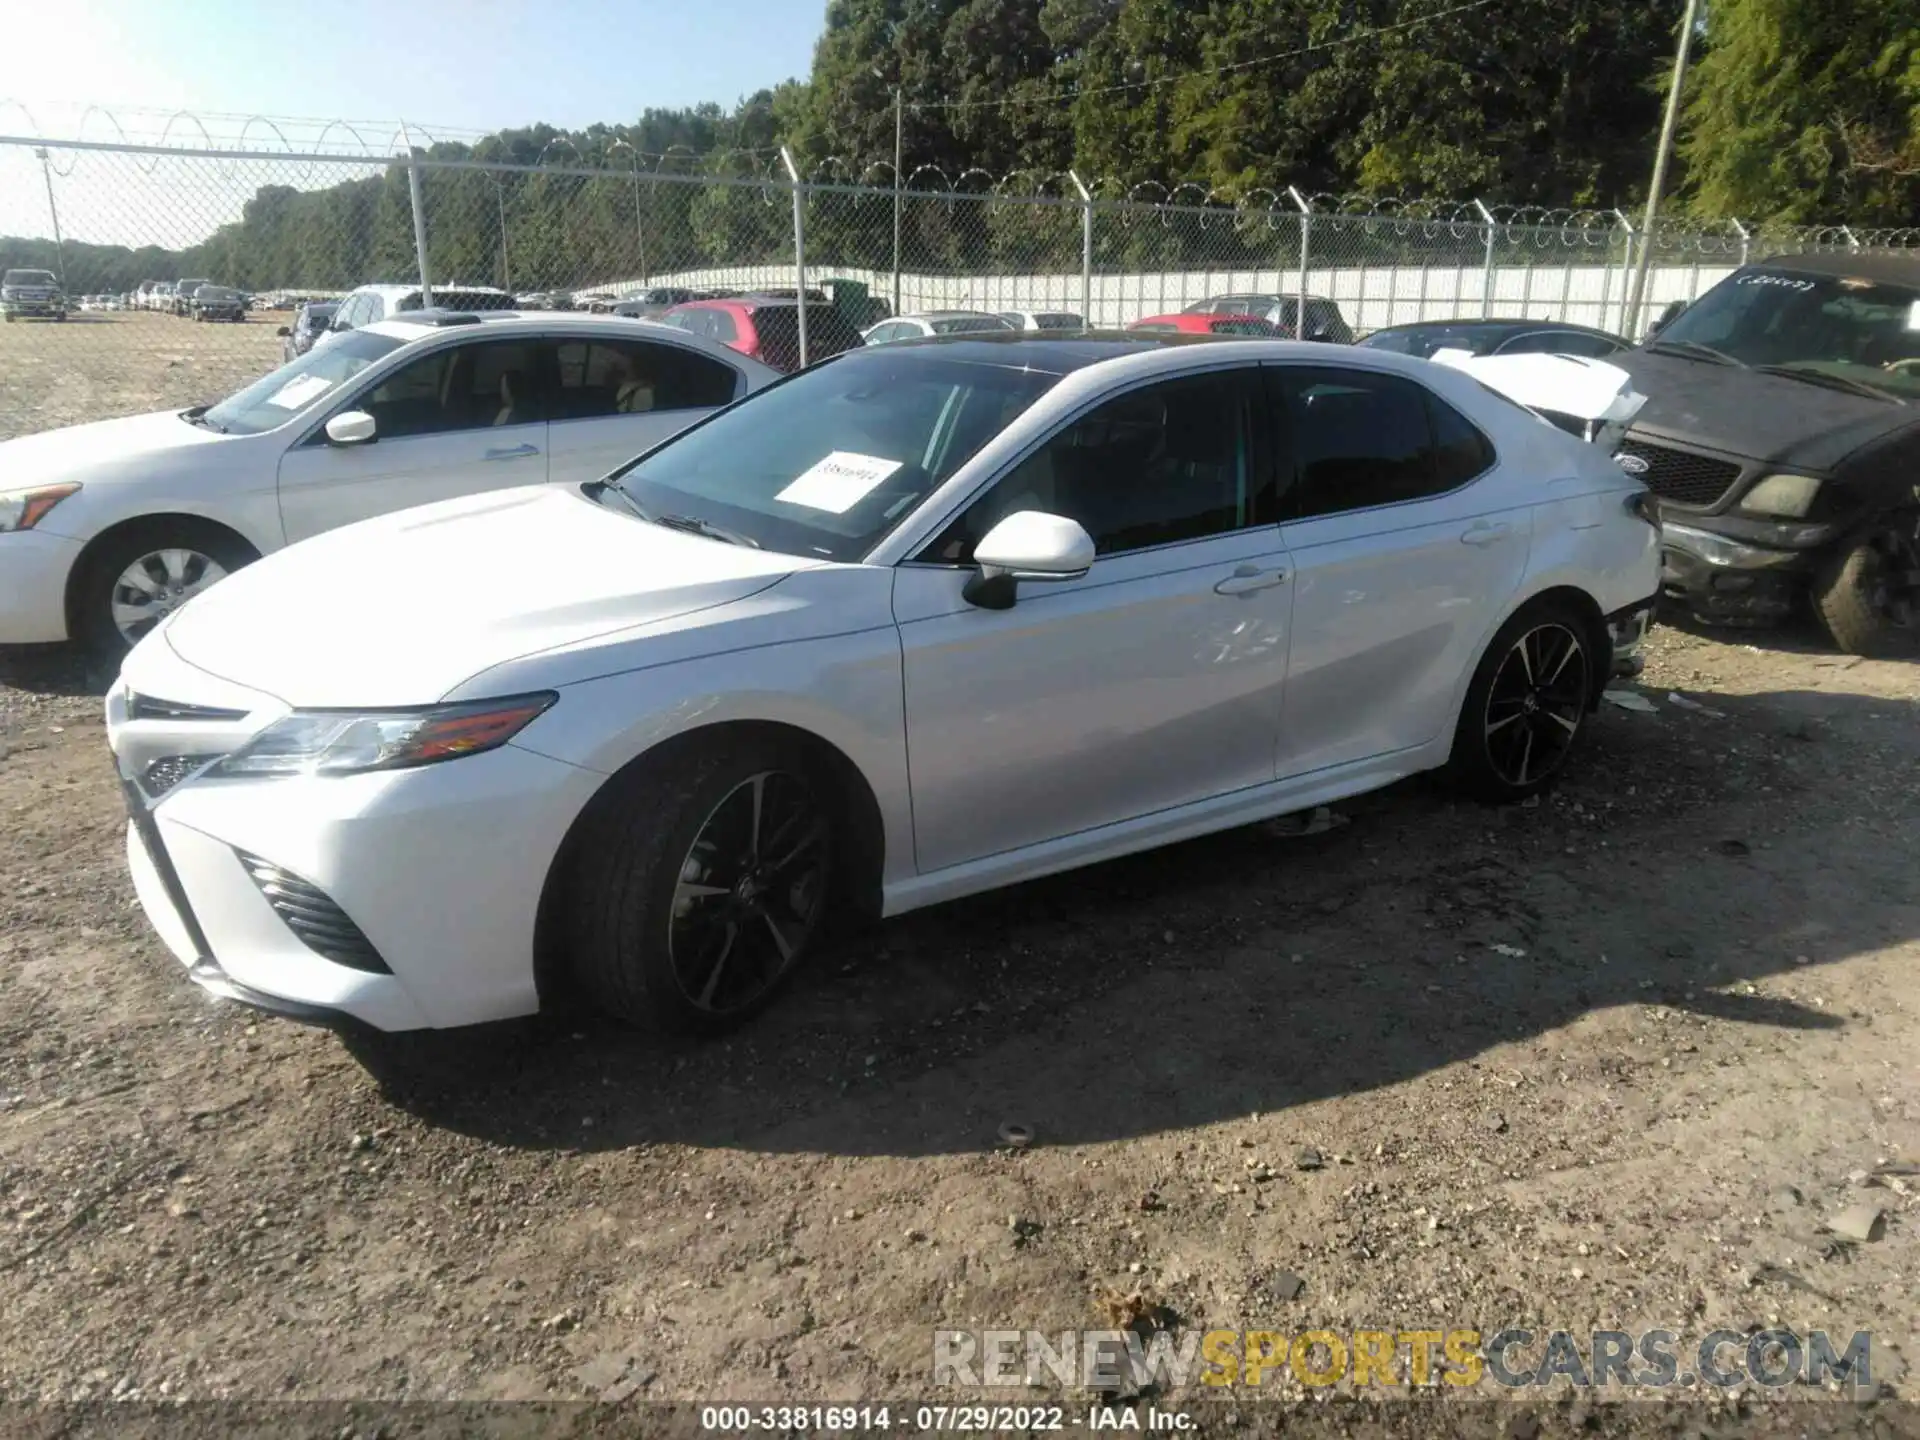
[[1274, 367, 1494, 519], [1210, 318, 1275, 336], [550, 338, 738, 419], [752, 306, 863, 371]]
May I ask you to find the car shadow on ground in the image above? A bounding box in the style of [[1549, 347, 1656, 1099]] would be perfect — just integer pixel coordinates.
[[0, 644, 112, 700], [338, 682, 1912, 1159]]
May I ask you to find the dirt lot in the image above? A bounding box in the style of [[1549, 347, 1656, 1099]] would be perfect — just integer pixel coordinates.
[[0, 327, 1916, 1435], [0, 309, 286, 440]]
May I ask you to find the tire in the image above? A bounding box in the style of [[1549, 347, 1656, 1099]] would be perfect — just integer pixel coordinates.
[[1813, 526, 1918, 657], [562, 736, 837, 1035], [74, 521, 259, 660], [1447, 598, 1598, 802]]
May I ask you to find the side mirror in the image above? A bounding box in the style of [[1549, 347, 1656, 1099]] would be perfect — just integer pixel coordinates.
[[1647, 299, 1685, 338], [325, 410, 377, 446], [275, 326, 291, 337], [962, 511, 1095, 610]]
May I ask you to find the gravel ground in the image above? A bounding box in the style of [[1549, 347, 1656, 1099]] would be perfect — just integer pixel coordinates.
[[0, 328, 1916, 1435]]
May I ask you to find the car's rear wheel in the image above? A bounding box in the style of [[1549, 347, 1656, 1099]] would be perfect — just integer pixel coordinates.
[[563, 738, 836, 1034], [1448, 600, 1596, 802], [75, 522, 259, 659], [1813, 519, 1919, 657]]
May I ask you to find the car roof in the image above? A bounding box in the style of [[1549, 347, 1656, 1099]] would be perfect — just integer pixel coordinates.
[[1751, 252, 1920, 284], [356, 309, 774, 374], [832, 331, 1254, 373], [1368, 318, 1616, 336], [350, 282, 511, 297]]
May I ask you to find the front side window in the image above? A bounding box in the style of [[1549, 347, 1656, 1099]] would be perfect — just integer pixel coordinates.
[[349, 338, 544, 440], [551, 338, 737, 419], [923, 370, 1267, 564], [201, 330, 406, 435], [601, 351, 1059, 561], [1276, 367, 1494, 519]]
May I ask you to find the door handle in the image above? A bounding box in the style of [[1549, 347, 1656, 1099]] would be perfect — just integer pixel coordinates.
[[1460, 520, 1512, 547], [1214, 564, 1289, 596], [484, 443, 539, 460]]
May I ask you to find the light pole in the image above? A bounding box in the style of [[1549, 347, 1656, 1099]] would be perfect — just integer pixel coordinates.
[[1625, 0, 1702, 340], [873, 66, 903, 314], [33, 148, 66, 291]]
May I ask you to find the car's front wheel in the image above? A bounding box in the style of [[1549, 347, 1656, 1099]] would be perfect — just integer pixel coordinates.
[[563, 737, 837, 1034], [75, 522, 259, 658], [1813, 519, 1919, 656], [1448, 599, 1598, 802]]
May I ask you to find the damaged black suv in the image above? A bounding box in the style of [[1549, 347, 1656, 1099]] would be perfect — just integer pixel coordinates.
[[1610, 253, 1920, 654]]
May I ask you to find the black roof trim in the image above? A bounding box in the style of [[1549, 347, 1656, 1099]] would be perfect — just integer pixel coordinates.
[[1750, 252, 1920, 283]]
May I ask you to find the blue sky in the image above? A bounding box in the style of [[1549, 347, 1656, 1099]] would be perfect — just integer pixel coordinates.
[[4, 0, 825, 134]]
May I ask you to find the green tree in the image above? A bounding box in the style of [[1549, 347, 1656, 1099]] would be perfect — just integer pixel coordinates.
[[1679, 0, 1920, 223]]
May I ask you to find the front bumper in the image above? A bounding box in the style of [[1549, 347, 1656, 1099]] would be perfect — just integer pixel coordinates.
[[0, 529, 82, 643], [107, 665, 603, 1031], [1659, 520, 1809, 624], [2, 299, 64, 317]]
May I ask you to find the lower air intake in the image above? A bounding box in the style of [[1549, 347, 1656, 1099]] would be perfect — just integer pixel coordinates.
[[234, 851, 391, 974]]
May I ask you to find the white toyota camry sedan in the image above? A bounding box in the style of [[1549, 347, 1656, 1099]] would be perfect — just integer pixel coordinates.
[[0, 310, 774, 655], [105, 334, 1660, 1036]]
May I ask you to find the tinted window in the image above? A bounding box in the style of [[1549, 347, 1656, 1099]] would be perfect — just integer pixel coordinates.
[[751, 305, 863, 371], [1526, 329, 1623, 358], [603, 352, 1058, 561], [551, 337, 737, 419], [925, 371, 1265, 563], [354, 338, 544, 439], [1278, 367, 1491, 518], [931, 315, 1012, 335], [1036, 313, 1084, 331]]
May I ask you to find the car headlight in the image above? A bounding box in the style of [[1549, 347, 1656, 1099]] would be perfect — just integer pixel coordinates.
[[1739, 472, 1822, 518], [0, 482, 81, 532], [212, 693, 557, 778]]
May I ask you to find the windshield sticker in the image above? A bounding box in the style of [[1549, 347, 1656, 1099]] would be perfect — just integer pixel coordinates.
[[775, 451, 904, 513], [1736, 273, 1816, 292], [263, 373, 335, 410]]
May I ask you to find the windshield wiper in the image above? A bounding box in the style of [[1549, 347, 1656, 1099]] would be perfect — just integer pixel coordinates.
[[180, 406, 228, 434], [583, 477, 650, 518], [1753, 364, 1899, 403], [654, 513, 762, 549], [1646, 339, 1744, 367]]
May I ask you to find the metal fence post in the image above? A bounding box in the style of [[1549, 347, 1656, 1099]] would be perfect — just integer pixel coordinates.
[[1070, 170, 1093, 322], [1287, 186, 1311, 339], [1730, 218, 1750, 267], [1611, 211, 1634, 336], [782, 146, 808, 367], [1472, 199, 1496, 318], [402, 126, 432, 305]]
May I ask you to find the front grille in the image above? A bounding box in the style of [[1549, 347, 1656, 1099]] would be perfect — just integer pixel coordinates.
[[234, 851, 390, 974], [142, 754, 220, 798], [127, 692, 248, 723], [1616, 438, 1742, 508]]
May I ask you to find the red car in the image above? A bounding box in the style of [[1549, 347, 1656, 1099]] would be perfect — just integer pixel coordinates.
[[657, 295, 866, 372], [1126, 312, 1283, 336]]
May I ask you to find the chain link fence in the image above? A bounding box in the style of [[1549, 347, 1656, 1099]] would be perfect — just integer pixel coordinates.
[[7, 130, 1920, 415]]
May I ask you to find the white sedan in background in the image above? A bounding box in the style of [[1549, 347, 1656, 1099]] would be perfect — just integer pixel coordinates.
[[106, 334, 1659, 1037], [0, 311, 776, 655]]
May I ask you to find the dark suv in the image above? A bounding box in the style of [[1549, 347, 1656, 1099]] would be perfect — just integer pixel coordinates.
[[1611, 253, 1920, 654], [2, 268, 66, 321]]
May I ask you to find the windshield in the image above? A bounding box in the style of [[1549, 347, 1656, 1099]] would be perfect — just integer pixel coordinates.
[[602, 351, 1061, 561], [201, 330, 405, 435], [4, 270, 56, 286], [1657, 267, 1920, 397], [1364, 325, 1497, 358]]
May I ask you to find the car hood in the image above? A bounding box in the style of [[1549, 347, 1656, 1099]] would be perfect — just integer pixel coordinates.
[[1, 409, 228, 496], [158, 485, 817, 707], [1609, 349, 1914, 472]]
